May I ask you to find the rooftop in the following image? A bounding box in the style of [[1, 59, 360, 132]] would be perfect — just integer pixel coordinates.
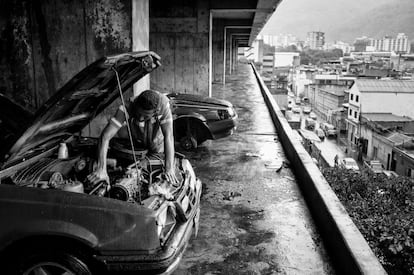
[[362, 113, 413, 122], [386, 132, 413, 144], [353, 79, 414, 93], [314, 74, 355, 80]]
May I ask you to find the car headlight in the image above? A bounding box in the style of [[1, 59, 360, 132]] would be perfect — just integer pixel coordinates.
[[217, 108, 235, 120], [227, 107, 235, 117]]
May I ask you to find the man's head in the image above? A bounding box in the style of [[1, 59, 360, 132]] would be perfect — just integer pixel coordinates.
[[131, 90, 159, 119]]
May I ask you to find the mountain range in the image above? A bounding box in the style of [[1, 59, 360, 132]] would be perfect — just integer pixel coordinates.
[[262, 0, 414, 43]]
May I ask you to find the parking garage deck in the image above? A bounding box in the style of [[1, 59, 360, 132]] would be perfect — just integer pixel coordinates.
[[174, 64, 334, 274]]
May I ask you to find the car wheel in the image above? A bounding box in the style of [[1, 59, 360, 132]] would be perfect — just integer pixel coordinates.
[[180, 136, 197, 150], [15, 250, 93, 275]]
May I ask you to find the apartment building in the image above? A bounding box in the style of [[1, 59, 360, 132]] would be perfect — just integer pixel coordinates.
[[370, 33, 411, 54], [292, 65, 316, 97], [306, 31, 325, 50], [307, 74, 355, 128], [262, 53, 275, 75], [346, 79, 414, 148]]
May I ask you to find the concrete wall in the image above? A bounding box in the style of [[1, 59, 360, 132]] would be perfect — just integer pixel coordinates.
[[393, 147, 414, 177], [0, 0, 135, 110], [372, 134, 394, 169], [0, 0, 150, 136], [212, 19, 225, 84], [149, 0, 209, 96]]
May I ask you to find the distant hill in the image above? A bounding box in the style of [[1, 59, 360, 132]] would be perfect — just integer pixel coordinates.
[[263, 0, 414, 43], [335, 0, 414, 41]]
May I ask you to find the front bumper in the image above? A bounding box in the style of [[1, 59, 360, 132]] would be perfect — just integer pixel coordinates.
[[95, 180, 202, 274], [209, 117, 237, 140]]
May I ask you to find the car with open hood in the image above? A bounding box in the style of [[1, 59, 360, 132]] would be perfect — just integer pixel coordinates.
[[169, 93, 237, 150], [0, 52, 202, 275]]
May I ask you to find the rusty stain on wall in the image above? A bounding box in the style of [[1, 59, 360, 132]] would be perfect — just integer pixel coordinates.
[[0, 0, 35, 110], [1, 0, 133, 112], [87, 0, 131, 51]]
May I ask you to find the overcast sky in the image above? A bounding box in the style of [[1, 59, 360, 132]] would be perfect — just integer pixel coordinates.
[[260, 0, 401, 42]]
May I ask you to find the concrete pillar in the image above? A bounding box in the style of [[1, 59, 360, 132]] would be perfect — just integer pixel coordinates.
[[132, 0, 150, 96], [149, 0, 209, 96], [212, 19, 225, 84]]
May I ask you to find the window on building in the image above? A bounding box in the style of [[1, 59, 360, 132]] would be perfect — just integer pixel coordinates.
[[350, 94, 354, 100], [349, 109, 352, 116], [373, 147, 378, 158], [354, 111, 358, 119], [356, 95, 359, 102], [407, 168, 414, 179]]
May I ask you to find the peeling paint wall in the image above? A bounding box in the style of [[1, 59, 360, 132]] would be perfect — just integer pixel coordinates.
[[87, 0, 132, 56], [0, 0, 144, 136], [0, 0, 133, 111], [0, 1, 35, 110]]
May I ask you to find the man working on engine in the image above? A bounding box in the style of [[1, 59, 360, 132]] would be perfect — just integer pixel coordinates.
[[87, 89, 177, 185]]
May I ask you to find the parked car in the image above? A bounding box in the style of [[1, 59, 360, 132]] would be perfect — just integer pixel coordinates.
[[364, 160, 384, 174], [315, 128, 325, 141], [168, 93, 237, 150], [340, 157, 360, 172], [320, 123, 337, 138], [309, 112, 317, 120], [305, 117, 316, 130], [0, 52, 202, 275], [295, 98, 301, 105], [303, 106, 311, 114]]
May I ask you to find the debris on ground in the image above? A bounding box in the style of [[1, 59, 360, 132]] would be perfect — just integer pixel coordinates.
[[276, 165, 283, 173], [282, 160, 290, 168], [222, 191, 242, 201]]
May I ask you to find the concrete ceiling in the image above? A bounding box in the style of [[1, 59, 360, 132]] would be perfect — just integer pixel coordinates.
[[211, 0, 282, 45]]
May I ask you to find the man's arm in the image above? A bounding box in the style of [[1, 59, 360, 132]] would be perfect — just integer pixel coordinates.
[[161, 119, 177, 184], [87, 121, 119, 184]]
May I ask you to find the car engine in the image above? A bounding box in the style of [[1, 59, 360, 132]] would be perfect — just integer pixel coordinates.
[[9, 138, 183, 204]]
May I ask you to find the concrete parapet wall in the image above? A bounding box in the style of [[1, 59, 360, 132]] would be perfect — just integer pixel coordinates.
[[251, 64, 387, 275]]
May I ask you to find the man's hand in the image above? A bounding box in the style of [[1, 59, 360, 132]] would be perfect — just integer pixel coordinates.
[[87, 168, 109, 185], [163, 168, 178, 186]]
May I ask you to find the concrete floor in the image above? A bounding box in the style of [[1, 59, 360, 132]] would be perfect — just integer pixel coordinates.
[[174, 64, 334, 275]]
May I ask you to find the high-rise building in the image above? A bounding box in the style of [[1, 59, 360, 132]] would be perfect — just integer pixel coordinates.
[[353, 36, 371, 52], [306, 31, 325, 50], [369, 33, 410, 53]]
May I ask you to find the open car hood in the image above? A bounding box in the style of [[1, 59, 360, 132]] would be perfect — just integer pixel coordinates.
[[2, 51, 161, 168]]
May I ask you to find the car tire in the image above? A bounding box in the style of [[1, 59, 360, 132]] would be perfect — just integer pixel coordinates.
[[14, 249, 93, 275], [180, 136, 197, 150]]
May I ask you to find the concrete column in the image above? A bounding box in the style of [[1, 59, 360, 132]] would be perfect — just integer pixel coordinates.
[[132, 0, 149, 96], [209, 11, 213, 97]]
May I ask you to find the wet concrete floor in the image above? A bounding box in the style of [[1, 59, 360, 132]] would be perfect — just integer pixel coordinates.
[[174, 64, 335, 275]]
